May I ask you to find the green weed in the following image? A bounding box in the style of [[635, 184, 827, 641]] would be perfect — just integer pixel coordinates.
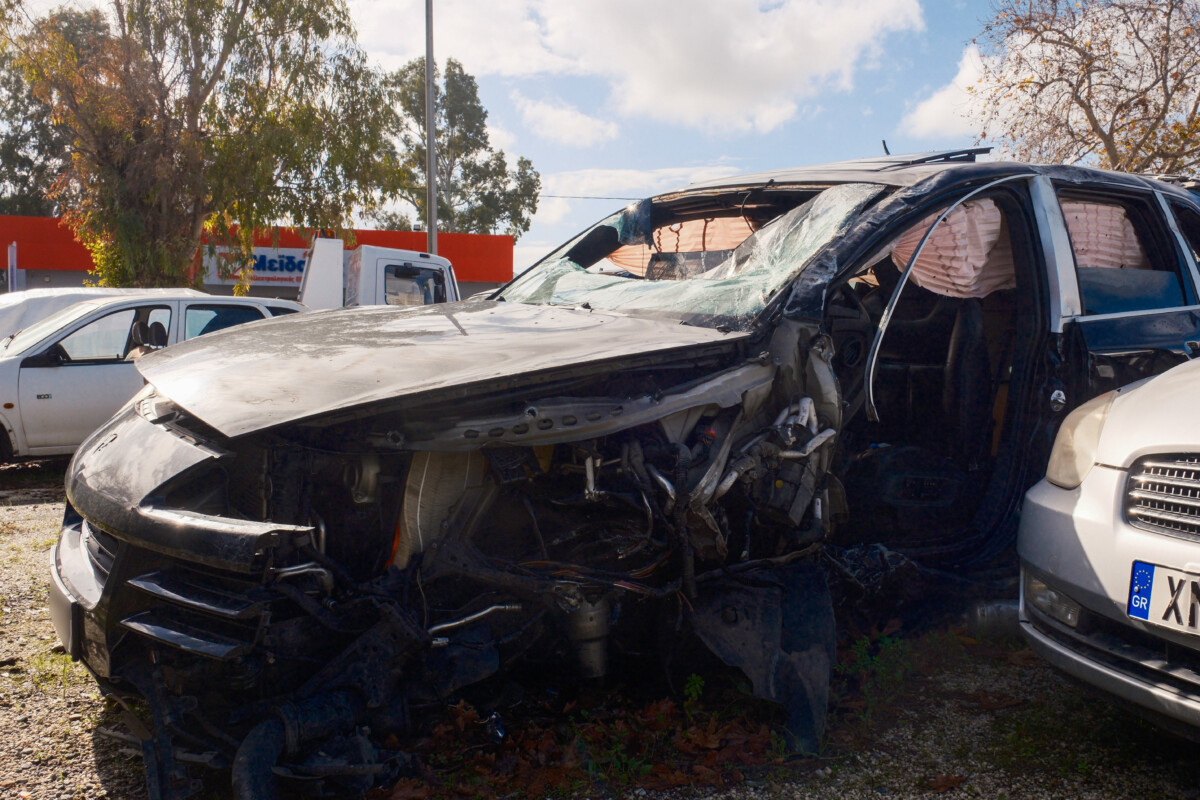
[[26, 648, 85, 693], [835, 634, 914, 730]]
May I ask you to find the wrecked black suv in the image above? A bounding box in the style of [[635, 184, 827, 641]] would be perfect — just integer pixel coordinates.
[[49, 150, 1200, 798]]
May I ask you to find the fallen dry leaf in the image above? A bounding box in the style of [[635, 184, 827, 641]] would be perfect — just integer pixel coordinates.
[[1005, 648, 1042, 668], [638, 764, 691, 790], [926, 774, 967, 793], [386, 778, 433, 800]]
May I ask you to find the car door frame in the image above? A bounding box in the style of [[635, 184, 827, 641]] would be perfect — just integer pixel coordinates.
[[815, 173, 1059, 563], [1039, 175, 1200, 406]]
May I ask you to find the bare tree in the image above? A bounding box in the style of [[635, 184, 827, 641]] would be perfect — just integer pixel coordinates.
[[973, 0, 1200, 173]]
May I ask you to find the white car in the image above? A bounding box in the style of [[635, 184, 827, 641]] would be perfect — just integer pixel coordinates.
[[0, 293, 303, 459], [1019, 356, 1200, 733], [0, 287, 210, 340]]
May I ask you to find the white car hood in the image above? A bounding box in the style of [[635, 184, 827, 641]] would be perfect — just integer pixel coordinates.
[[1096, 358, 1200, 469]]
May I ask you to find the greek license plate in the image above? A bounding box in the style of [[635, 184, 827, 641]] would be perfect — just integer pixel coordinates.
[[1128, 560, 1200, 632]]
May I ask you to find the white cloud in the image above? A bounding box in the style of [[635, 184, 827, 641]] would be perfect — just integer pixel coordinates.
[[529, 164, 743, 240], [511, 92, 619, 147], [542, 164, 742, 199], [901, 45, 985, 140], [533, 196, 573, 226], [487, 122, 517, 154], [539, 0, 923, 134], [350, 0, 576, 74], [349, 0, 923, 134]]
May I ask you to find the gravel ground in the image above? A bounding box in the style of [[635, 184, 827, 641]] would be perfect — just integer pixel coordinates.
[[0, 461, 146, 800], [0, 460, 1198, 800]]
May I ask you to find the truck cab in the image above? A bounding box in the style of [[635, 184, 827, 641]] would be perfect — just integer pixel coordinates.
[[345, 245, 459, 307], [299, 238, 461, 310]]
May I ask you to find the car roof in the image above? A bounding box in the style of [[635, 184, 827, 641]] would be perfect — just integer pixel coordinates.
[[674, 148, 1187, 197], [76, 291, 289, 309]]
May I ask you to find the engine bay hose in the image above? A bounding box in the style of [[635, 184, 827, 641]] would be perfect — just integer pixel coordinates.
[[232, 690, 365, 800], [232, 718, 286, 800]]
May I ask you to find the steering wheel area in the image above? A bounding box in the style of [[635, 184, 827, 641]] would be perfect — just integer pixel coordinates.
[[826, 281, 876, 414]]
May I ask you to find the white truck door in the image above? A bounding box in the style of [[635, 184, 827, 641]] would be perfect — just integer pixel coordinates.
[[17, 304, 169, 452]]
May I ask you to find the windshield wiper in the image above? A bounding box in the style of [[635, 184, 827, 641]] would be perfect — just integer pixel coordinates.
[[1, 329, 21, 350]]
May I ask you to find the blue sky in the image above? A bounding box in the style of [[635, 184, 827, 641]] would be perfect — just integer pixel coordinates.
[[346, 0, 991, 273]]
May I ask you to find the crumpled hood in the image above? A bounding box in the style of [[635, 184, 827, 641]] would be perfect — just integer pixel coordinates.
[[138, 301, 746, 439]]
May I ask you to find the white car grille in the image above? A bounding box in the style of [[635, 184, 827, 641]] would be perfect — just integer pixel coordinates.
[[1127, 456, 1200, 538]]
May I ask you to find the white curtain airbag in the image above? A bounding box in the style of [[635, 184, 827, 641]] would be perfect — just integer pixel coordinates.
[[890, 198, 1015, 299]]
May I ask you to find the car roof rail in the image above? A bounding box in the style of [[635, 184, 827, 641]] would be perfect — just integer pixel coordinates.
[[879, 147, 994, 169], [1147, 173, 1200, 192]]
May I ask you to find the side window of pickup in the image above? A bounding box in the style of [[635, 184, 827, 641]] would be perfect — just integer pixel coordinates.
[[1056, 192, 1197, 315]]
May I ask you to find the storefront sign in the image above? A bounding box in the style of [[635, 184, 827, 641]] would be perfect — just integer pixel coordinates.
[[203, 247, 311, 287]]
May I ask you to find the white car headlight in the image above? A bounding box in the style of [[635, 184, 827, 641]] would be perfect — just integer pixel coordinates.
[[1045, 390, 1115, 490]]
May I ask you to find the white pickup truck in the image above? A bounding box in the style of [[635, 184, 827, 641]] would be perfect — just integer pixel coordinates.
[[299, 238, 461, 310]]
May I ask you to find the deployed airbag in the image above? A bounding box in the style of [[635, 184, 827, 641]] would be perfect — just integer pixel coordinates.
[[891, 199, 1015, 299]]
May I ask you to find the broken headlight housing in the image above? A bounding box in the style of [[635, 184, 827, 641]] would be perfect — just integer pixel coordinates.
[[1045, 391, 1114, 490]]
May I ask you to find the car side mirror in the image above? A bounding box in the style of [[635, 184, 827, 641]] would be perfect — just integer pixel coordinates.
[[21, 344, 67, 368]]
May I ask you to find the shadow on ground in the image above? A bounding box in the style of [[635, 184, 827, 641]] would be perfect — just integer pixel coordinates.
[[0, 458, 68, 503]]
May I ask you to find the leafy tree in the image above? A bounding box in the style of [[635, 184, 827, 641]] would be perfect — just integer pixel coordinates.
[[973, 0, 1200, 173], [0, 10, 104, 216], [0, 50, 64, 216], [3, 0, 411, 288], [365, 206, 414, 231], [393, 57, 539, 240]]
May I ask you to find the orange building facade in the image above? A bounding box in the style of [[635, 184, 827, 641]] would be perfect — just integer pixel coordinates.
[[0, 216, 514, 298]]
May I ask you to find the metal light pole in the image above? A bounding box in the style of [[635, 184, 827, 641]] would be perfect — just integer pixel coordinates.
[[424, 0, 438, 255]]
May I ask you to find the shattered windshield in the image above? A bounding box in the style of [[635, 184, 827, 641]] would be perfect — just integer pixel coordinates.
[[500, 183, 884, 329]]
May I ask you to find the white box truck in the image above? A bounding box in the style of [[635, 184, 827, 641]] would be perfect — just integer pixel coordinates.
[[298, 238, 461, 310]]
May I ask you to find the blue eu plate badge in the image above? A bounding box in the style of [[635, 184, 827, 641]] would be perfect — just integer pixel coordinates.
[[1129, 561, 1154, 620]]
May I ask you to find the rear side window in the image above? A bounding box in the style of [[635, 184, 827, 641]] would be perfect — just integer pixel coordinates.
[[384, 264, 446, 306], [267, 305, 299, 317], [1057, 194, 1194, 315], [1170, 202, 1200, 269], [184, 305, 265, 339]]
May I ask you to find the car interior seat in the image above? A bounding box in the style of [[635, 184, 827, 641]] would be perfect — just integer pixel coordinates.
[[124, 321, 150, 359], [147, 321, 167, 349]]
